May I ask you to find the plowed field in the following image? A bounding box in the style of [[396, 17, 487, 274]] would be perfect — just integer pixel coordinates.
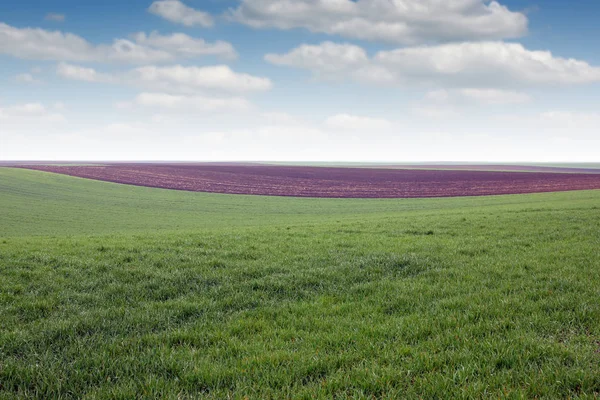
[[15, 163, 600, 198]]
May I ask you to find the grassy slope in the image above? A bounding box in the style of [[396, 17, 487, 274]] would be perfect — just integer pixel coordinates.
[[1, 168, 600, 398], [2, 167, 599, 237]]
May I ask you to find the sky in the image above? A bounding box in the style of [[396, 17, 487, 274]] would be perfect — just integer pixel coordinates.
[[1, 0, 599, 162]]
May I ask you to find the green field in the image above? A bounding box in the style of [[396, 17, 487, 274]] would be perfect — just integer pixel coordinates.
[[1, 167, 600, 398]]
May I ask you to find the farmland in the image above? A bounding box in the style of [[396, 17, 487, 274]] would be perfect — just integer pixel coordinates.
[[1, 167, 600, 398], [17, 163, 600, 198]]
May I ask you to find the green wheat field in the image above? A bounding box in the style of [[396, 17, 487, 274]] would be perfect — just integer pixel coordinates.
[[1, 167, 599, 399]]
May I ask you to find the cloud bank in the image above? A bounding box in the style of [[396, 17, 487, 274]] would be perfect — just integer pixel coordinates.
[[266, 41, 600, 87], [149, 0, 213, 27], [0, 23, 234, 64], [231, 0, 528, 44]]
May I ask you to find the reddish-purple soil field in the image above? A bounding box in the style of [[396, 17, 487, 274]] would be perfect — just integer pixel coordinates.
[[15, 163, 600, 198], [375, 164, 600, 174]]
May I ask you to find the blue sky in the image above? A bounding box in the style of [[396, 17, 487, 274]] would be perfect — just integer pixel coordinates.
[[1, 0, 599, 161]]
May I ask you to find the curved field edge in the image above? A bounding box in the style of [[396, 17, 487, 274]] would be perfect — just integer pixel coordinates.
[[11, 164, 600, 199], [2, 167, 600, 398], [1, 167, 599, 237], [1, 168, 600, 398]]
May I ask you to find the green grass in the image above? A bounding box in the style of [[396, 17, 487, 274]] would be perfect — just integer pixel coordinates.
[[1, 167, 599, 398]]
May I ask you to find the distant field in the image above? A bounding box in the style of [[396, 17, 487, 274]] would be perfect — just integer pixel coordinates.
[[373, 164, 600, 173], [15, 163, 600, 198], [263, 161, 600, 171], [1, 167, 600, 398]]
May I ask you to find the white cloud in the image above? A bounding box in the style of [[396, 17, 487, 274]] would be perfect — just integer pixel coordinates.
[[424, 88, 531, 105], [129, 65, 272, 94], [0, 22, 234, 64], [266, 42, 368, 77], [0, 22, 172, 63], [231, 0, 527, 44], [57, 62, 113, 82], [0, 22, 92, 62], [425, 89, 451, 102], [266, 41, 600, 87], [375, 42, 600, 86], [149, 0, 213, 27], [411, 106, 460, 119], [325, 114, 392, 130], [1, 103, 46, 116], [126, 92, 251, 112], [458, 88, 531, 104], [45, 13, 66, 22], [102, 39, 177, 64], [538, 111, 600, 130], [58, 64, 272, 94], [412, 87, 530, 119], [260, 112, 302, 125], [14, 73, 39, 84], [265, 42, 396, 84], [0, 103, 66, 126], [132, 31, 237, 60]]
